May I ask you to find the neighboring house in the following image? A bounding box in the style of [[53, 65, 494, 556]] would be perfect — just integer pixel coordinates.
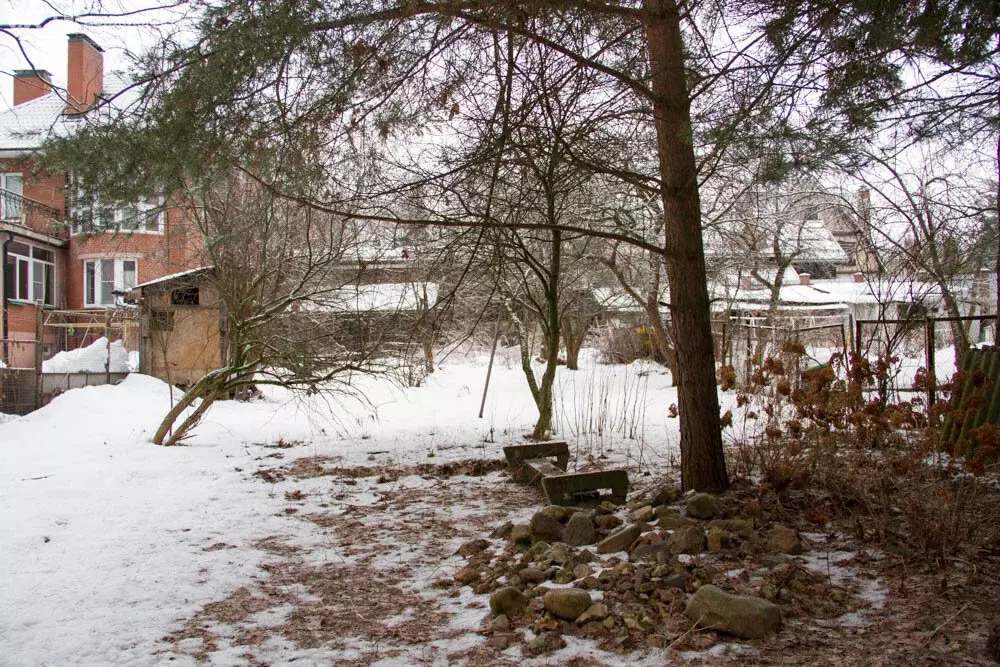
[[0, 33, 203, 367], [135, 263, 440, 385], [135, 267, 221, 386]]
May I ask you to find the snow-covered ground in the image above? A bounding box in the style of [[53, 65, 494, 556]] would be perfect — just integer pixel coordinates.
[[0, 348, 682, 665], [41, 337, 132, 374]]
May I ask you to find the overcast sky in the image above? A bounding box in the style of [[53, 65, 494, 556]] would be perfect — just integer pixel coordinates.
[[0, 0, 197, 109]]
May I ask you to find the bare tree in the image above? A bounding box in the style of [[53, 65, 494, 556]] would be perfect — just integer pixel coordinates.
[[855, 151, 998, 364], [149, 171, 384, 446]]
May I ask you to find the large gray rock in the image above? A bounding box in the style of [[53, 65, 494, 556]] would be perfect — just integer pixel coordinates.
[[563, 512, 597, 546], [668, 525, 706, 554], [490, 586, 529, 617], [650, 484, 681, 507], [541, 504, 572, 522], [542, 543, 572, 566], [684, 584, 781, 639], [576, 602, 609, 625], [630, 542, 671, 563], [663, 572, 687, 592], [685, 493, 723, 520], [543, 588, 593, 621], [631, 505, 655, 523], [490, 522, 514, 539], [510, 524, 532, 544], [594, 514, 623, 530], [527, 631, 565, 655], [530, 511, 564, 543], [766, 524, 803, 554], [596, 524, 642, 554], [709, 518, 753, 539], [518, 567, 547, 584]]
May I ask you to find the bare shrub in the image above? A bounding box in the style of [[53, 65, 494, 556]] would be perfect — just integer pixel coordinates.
[[723, 349, 1000, 563], [598, 324, 659, 365]]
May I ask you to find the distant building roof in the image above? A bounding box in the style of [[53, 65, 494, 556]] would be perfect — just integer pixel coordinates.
[[301, 282, 438, 313], [705, 218, 848, 264]]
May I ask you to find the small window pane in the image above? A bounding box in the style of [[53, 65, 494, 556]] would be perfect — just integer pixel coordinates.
[[98, 206, 115, 230], [100, 259, 115, 304], [120, 204, 140, 230], [3, 259, 14, 300], [85, 261, 96, 304], [2, 174, 23, 220], [144, 209, 161, 232], [44, 263, 54, 305], [17, 258, 28, 300], [122, 260, 137, 291], [32, 261, 44, 302], [32, 247, 54, 263]]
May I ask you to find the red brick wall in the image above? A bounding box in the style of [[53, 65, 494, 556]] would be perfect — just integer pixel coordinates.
[[0, 157, 67, 239], [13, 72, 51, 106], [66, 35, 103, 113], [66, 208, 205, 309]]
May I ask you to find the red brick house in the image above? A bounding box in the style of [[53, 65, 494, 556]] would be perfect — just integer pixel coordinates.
[[1, 34, 202, 367]]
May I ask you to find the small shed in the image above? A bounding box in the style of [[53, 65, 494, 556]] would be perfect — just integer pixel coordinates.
[[134, 267, 222, 386]]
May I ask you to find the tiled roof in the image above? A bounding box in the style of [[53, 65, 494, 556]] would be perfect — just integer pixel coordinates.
[[704, 217, 849, 264], [0, 92, 76, 151], [0, 73, 131, 152]]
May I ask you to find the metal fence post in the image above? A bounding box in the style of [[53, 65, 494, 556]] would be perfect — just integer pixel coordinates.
[[34, 300, 44, 409], [104, 307, 112, 386], [925, 317, 936, 407]]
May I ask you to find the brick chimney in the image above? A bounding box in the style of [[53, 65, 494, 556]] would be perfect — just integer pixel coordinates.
[[799, 273, 811, 286], [13, 69, 52, 105], [66, 33, 104, 113]]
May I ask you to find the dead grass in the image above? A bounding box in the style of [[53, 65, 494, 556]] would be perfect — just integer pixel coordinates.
[[163, 457, 538, 664], [165, 448, 1000, 665]]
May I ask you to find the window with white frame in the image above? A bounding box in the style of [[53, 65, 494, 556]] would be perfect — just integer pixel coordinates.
[[1, 173, 24, 221], [83, 258, 137, 307], [4, 241, 55, 305], [72, 194, 163, 234]]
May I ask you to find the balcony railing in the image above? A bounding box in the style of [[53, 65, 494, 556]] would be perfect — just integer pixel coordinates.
[[1, 188, 63, 229]]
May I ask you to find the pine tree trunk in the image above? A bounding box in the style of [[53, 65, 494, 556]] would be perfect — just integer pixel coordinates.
[[645, 0, 728, 492]]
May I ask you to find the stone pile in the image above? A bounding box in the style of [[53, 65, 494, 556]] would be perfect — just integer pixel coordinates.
[[446, 485, 855, 656]]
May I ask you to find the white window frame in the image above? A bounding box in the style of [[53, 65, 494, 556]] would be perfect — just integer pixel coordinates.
[[83, 258, 138, 307], [72, 194, 164, 235], [5, 241, 56, 306], [1, 172, 24, 221]]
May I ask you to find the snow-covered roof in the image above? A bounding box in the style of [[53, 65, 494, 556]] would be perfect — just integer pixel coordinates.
[[712, 277, 941, 310], [135, 266, 213, 290], [0, 93, 78, 151], [301, 282, 439, 313], [704, 218, 848, 264], [591, 286, 670, 313], [0, 73, 131, 152]]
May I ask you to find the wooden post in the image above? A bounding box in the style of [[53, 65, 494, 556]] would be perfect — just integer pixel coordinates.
[[479, 311, 502, 419], [105, 307, 112, 385], [34, 300, 44, 410], [925, 317, 936, 407]]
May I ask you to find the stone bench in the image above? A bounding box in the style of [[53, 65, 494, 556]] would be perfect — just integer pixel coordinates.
[[503, 440, 629, 506]]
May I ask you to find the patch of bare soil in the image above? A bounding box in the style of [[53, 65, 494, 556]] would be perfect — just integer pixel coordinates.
[[165, 453, 1000, 665], [162, 456, 539, 664]]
